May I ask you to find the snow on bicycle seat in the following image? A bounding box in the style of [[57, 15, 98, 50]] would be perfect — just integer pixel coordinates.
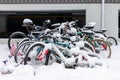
[[82, 30, 94, 35], [22, 18, 34, 27], [84, 22, 96, 30], [93, 28, 107, 33], [93, 30, 103, 33], [99, 28, 107, 33]]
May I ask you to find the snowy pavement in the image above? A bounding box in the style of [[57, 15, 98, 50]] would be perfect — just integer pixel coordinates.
[[0, 44, 120, 80]]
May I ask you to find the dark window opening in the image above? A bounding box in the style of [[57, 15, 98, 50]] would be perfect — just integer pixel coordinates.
[[0, 10, 86, 38]]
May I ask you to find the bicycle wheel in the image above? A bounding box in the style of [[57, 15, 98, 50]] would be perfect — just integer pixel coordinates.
[[24, 42, 49, 66], [16, 38, 29, 47], [84, 41, 96, 53], [8, 31, 27, 49], [14, 40, 34, 64], [107, 36, 118, 46], [90, 39, 111, 58]]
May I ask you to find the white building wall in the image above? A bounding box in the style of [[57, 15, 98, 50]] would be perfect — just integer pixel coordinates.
[[0, 4, 120, 39], [85, 4, 101, 30], [105, 4, 120, 39]]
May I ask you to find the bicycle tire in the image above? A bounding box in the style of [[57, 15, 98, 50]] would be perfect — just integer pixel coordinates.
[[24, 42, 48, 65], [90, 39, 111, 58], [14, 40, 34, 64], [14, 38, 29, 63], [84, 41, 96, 53], [107, 36, 118, 46], [8, 31, 27, 49], [16, 38, 29, 47]]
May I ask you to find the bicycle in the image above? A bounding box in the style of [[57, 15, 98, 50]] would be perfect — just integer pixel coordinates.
[[8, 18, 43, 50], [76, 24, 111, 58], [23, 33, 102, 68]]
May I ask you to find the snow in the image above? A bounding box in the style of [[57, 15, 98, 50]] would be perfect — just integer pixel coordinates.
[[85, 22, 96, 27], [0, 44, 120, 80], [23, 18, 33, 24]]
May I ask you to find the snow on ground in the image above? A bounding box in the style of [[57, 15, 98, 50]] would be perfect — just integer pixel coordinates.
[[0, 44, 120, 80]]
